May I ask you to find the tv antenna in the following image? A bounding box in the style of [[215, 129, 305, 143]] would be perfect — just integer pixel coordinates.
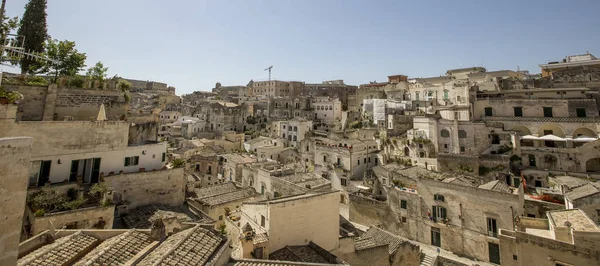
[[264, 65, 273, 81]]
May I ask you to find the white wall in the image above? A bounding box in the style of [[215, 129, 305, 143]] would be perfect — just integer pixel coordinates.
[[31, 142, 167, 184]]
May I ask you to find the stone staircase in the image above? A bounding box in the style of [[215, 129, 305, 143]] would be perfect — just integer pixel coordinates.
[[420, 253, 437, 266]]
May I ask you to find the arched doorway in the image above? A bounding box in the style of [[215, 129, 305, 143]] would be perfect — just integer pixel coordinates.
[[586, 158, 600, 173]]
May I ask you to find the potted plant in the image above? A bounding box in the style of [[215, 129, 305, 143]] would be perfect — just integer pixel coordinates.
[[0, 88, 24, 104]]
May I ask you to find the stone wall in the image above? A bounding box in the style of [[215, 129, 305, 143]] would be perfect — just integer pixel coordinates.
[[0, 137, 32, 266], [128, 122, 158, 145], [3, 85, 47, 121], [30, 205, 115, 236], [104, 168, 185, 212], [0, 120, 130, 157], [3, 85, 128, 121], [349, 194, 389, 227]]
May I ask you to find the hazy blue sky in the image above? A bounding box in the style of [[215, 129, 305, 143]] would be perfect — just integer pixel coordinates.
[[3, 0, 600, 93]]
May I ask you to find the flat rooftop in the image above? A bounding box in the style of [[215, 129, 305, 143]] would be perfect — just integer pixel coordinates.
[[548, 209, 599, 232]]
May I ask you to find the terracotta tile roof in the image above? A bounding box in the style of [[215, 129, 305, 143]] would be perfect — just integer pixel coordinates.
[[270, 246, 330, 264], [194, 182, 238, 199], [18, 231, 99, 266], [74, 230, 152, 265], [355, 226, 404, 255], [138, 225, 224, 266], [566, 182, 600, 201], [122, 205, 201, 229], [198, 187, 257, 206], [478, 180, 512, 193], [252, 233, 269, 245]]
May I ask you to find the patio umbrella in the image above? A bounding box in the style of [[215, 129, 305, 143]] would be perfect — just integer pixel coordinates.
[[96, 104, 107, 121]]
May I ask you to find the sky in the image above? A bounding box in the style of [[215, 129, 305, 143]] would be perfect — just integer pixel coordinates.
[[3, 0, 600, 94]]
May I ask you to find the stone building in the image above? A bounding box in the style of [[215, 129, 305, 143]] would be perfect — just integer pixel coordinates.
[[539, 53, 600, 77], [350, 167, 525, 263], [311, 135, 379, 180], [219, 154, 258, 184], [279, 118, 313, 147], [499, 209, 600, 266], [0, 104, 168, 187], [237, 191, 340, 259]]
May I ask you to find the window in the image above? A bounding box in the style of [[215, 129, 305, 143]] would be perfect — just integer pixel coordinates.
[[162, 152, 166, 162], [441, 129, 450, 137], [219, 215, 223, 221], [487, 217, 498, 237], [341, 178, 347, 186], [400, 200, 407, 209], [261, 215, 265, 226], [419, 144, 423, 148], [543, 107, 553, 117], [454, 112, 459, 120], [124, 156, 139, 166], [364, 158, 367, 164], [401, 217, 407, 223], [419, 152, 425, 158], [434, 194, 445, 202], [293, 126, 298, 131], [458, 130, 467, 138], [444, 144, 448, 149], [484, 107, 493, 116], [432, 206, 447, 221], [443, 90, 449, 100], [514, 107, 523, 117], [576, 108, 586, 117], [415, 92, 420, 101], [460, 146, 465, 152], [357, 160, 360, 165], [283, 125, 286, 129]]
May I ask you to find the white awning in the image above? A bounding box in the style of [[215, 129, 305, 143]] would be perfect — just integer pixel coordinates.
[[356, 185, 371, 190], [539, 134, 566, 141], [521, 135, 539, 140], [572, 136, 598, 142]]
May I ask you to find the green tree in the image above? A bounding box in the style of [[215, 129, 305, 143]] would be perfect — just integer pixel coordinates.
[[16, 0, 48, 74], [40, 39, 86, 78], [171, 158, 185, 168], [86, 61, 108, 82]]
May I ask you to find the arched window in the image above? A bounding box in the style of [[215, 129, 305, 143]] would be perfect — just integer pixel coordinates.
[[458, 130, 467, 138], [293, 126, 297, 132], [441, 129, 450, 138]]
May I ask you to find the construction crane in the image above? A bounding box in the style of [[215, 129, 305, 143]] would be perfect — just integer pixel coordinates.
[[264, 66, 273, 81]]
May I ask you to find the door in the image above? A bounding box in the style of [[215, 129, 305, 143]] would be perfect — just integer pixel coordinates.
[[69, 160, 79, 182], [38, 160, 52, 186], [488, 242, 500, 264], [90, 158, 101, 183], [431, 228, 441, 247]]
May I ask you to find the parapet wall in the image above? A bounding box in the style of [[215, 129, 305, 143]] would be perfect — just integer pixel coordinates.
[[0, 120, 130, 157], [104, 168, 185, 212]]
